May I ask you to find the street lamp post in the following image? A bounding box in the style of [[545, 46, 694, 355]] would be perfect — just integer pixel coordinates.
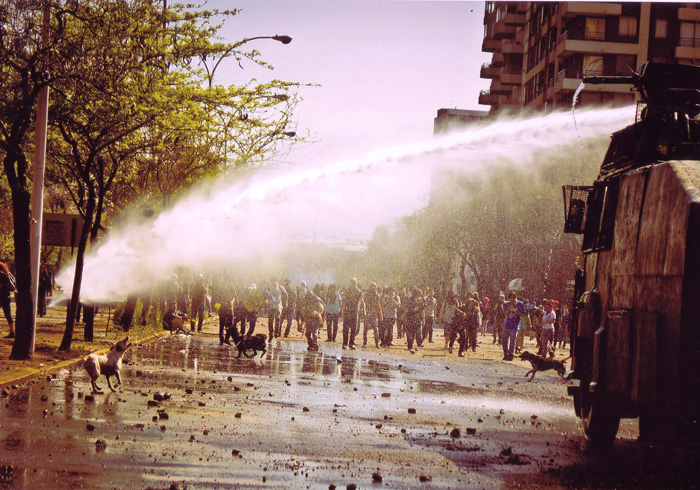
[[202, 34, 293, 88]]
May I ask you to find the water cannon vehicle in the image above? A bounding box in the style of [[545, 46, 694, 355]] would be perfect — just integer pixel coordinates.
[[563, 61, 700, 443]]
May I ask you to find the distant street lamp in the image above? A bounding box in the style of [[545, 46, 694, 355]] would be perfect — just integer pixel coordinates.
[[203, 34, 293, 88], [247, 35, 292, 45]]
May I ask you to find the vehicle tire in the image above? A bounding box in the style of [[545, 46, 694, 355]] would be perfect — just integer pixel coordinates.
[[580, 388, 621, 443]]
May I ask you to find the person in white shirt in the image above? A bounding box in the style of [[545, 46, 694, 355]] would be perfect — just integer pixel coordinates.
[[540, 300, 556, 357]]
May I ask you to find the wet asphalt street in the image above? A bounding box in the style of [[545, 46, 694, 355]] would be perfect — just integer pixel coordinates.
[[0, 333, 698, 490]]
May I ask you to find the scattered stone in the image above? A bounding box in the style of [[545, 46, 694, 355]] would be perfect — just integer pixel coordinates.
[[152, 415, 158, 422], [506, 454, 525, 465], [40, 394, 48, 401], [347, 484, 357, 490], [153, 392, 165, 402], [531, 414, 538, 420], [147, 400, 160, 407], [381, 393, 391, 398], [302, 407, 310, 412], [234, 386, 241, 392], [329, 484, 336, 490], [408, 408, 416, 414], [1, 389, 8, 397], [95, 439, 107, 452], [158, 411, 169, 420], [84, 394, 94, 402], [198, 401, 206, 407], [450, 428, 461, 438], [375, 424, 383, 429], [372, 472, 383, 483], [466, 428, 477, 435], [246, 382, 254, 387], [400, 428, 406, 434], [185, 388, 194, 394], [203, 429, 209, 435], [477, 418, 484, 423], [160, 425, 166, 431], [189, 435, 195, 442], [500, 447, 512, 457], [86, 423, 95, 431], [231, 448, 241, 456], [419, 475, 432, 482]]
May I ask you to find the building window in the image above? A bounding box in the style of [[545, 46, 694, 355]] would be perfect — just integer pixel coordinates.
[[616, 55, 636, 75], [680, 22, 700, 47], [583, 55, 604, 76], [655, 19, 668, 39], [585, 17, 605, 41], [619, 16, 637, 37]]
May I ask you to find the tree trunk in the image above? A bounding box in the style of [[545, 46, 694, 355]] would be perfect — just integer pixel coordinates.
[[8, 152, 34, 360], [459, 253, 469, 297], [119, 294, 138, 332], [59, 196, 94, 351], [83, 305, 96, 341]]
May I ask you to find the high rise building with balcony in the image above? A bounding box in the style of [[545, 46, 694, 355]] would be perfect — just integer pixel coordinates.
[[480, 2, 700, 113]]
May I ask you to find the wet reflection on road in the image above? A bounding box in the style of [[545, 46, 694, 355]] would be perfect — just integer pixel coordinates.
[[5, 334, 689, 490]]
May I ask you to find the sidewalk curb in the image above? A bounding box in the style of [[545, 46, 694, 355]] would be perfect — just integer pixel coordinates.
[[0, 331, 170, 391]]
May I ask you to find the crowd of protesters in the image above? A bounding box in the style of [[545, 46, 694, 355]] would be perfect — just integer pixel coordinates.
[[190, 275, 570, 356], [0, 261, 570, 359]]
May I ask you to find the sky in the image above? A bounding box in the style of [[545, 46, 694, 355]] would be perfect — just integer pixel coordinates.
[[209, 0, 492, 166]]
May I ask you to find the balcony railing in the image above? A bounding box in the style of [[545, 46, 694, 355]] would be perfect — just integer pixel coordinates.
[[560, 29, 639, 45], [679, 37, 700, 48], [556, 67, 613, 82]]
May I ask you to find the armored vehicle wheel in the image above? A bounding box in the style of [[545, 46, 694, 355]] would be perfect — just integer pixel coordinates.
[[580, 388, 621, 443], [242, 347, 258, 358]]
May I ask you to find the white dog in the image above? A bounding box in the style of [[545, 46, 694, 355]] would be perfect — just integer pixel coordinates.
[[84, 336, 132, 393]]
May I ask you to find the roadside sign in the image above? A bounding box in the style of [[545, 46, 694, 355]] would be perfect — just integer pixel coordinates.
[[42, 213, 83, 247]]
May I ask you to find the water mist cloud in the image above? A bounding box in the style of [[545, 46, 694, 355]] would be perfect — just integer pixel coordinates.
[[57, 106, 635, 301]]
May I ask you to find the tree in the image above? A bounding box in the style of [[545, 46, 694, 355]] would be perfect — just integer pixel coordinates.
[[0, 0, 65, 359], [42, 1, 302, 350]]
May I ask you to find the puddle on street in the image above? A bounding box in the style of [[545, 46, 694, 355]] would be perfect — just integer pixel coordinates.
[[0, 335, 665, 490]]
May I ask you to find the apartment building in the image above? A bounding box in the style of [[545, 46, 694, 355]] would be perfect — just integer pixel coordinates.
[[433, 108, 488, 134], [480, 2, 700, 113]]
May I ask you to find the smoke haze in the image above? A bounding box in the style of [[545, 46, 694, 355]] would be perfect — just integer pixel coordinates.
[[55, 106, 636, 301]]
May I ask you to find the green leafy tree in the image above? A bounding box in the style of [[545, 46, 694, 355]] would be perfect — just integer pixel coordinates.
[[43, 2, 302, 350], [0, 0, 65, 359]]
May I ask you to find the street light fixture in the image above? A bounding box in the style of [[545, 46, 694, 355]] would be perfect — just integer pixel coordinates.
[[243, 35, 293, 45], [203, 34, 293, 88]]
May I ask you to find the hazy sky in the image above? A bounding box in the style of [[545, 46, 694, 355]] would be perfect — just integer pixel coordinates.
[[210, 0, 492, 165]]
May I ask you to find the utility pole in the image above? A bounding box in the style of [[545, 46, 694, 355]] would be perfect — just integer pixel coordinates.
[[29, 2, 51, 355]]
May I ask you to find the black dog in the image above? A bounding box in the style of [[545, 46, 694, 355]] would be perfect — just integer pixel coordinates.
[[226, 326, 267, 358], [519, 351, 568, 381]]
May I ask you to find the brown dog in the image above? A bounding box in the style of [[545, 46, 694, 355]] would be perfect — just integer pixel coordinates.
[[519, 350, 568, 381], [84, 336, 132, 393]]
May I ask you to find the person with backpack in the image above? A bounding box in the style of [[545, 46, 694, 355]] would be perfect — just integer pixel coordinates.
[[0, 261, 16, 338]]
